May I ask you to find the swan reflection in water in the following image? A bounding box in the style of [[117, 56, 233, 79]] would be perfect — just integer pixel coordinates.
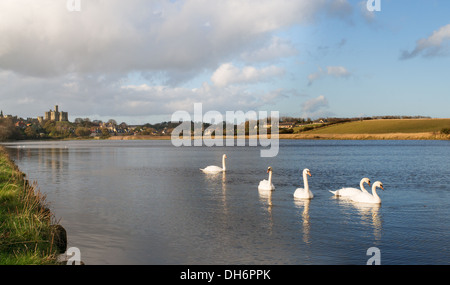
[[351, 202, 382, 240], [294, 199, 311, 244], [203, 170, 228, 213], [332, 195, 382, 241], [258, 187, 273, 233]]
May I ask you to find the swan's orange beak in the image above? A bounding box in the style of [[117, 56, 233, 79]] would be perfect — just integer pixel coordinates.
[[307, 171, 311, 177], [380, 185, 384, 190]]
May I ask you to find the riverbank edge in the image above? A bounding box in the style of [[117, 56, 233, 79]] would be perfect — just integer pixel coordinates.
[[0, 146, 67, 265], [107, 132, 450, 141]]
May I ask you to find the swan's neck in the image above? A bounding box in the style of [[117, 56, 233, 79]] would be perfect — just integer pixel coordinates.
[[371, 185, 380, 199], [222, 156, 226, 171], [360, 180, 367, 192], [268, 171, 272, 185], [303, 172, 309, 190]]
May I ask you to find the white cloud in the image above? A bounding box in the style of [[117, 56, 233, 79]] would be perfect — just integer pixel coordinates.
[[300, 95, 333, 119], [0, 65, 289, 122], [327, 66, 351, 77], [211, 63, 284, 87], [240, 36, 299, 63], [400, 23, 450, 60], [302, 95, 328, 113], [307, 68, 324, 85], [0, 0, 354, 122], [0, 0, 328, 79], [120, 82, 287, 116], [307, 66, 351, 86]]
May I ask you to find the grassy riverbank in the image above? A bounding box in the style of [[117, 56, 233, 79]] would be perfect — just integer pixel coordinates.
[[0, 146, 63, 265]]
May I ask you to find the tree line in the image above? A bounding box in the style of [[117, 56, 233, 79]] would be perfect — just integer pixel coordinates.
[[0, 117, 120, 141]]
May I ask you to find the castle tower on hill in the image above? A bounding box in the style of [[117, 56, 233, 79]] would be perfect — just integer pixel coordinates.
[[44, 105, 68, 122]]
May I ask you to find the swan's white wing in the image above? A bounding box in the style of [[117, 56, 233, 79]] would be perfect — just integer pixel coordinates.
[[294, 188, 305, 198], [294, 188, 313, 199], [258, 179, 274, 191], [332, 187, 362, 197], [200, 165, 223, 173], [350, 192, 380, 204]]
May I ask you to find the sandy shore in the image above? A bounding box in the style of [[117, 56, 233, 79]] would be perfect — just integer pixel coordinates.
[[108, 135, 172, 140]]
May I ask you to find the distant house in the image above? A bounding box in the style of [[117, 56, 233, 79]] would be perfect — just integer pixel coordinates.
[[279, 122, 294, 129], [203, 129, 213, 136], [15, 121, 27, 128], [314, 119, 328, 124]]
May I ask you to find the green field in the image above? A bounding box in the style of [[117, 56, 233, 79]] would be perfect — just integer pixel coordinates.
[[306, 119, 450, 134]]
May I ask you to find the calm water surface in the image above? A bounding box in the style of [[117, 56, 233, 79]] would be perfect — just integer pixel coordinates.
[[2, 139, 450, 264]]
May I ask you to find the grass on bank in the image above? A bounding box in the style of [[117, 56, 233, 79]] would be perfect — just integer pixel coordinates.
[[304, 118, 450, 135], [0, 147, 60, 265]]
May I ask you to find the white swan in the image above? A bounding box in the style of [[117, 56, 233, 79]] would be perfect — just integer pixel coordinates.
[[258, 166, 275, 191], [200, 154, 227, 173], [350, 181, 384, 204], [329, 177, 371, 197], [293, 168, 313, 199]]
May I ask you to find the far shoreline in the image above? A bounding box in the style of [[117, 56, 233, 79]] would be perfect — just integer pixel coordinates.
[[2, 132, 448, 144], [107, 132, 450, 141]]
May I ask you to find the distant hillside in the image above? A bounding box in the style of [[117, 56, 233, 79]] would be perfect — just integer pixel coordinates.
[[305, 118, 450, 134]]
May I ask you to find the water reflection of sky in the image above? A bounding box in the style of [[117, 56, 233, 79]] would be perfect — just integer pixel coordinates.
[[2, 139, 450, 264]]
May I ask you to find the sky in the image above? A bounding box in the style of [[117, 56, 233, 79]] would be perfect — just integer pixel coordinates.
[[0, 0, 449, 124]]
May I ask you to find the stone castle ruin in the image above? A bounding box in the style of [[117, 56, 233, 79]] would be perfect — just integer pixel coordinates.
[[44, 105, 68, 122]]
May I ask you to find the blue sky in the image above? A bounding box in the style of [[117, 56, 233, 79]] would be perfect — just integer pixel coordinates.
[[267, 0, 450, 119], [0, 0, 449, 124]]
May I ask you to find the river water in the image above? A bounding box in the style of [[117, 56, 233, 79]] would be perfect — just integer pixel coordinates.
[[2, 139, 450, 264]]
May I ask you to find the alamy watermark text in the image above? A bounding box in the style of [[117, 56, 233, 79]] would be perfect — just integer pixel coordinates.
[[366, 0, 381, 12], [171, 103, 279, 157]]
